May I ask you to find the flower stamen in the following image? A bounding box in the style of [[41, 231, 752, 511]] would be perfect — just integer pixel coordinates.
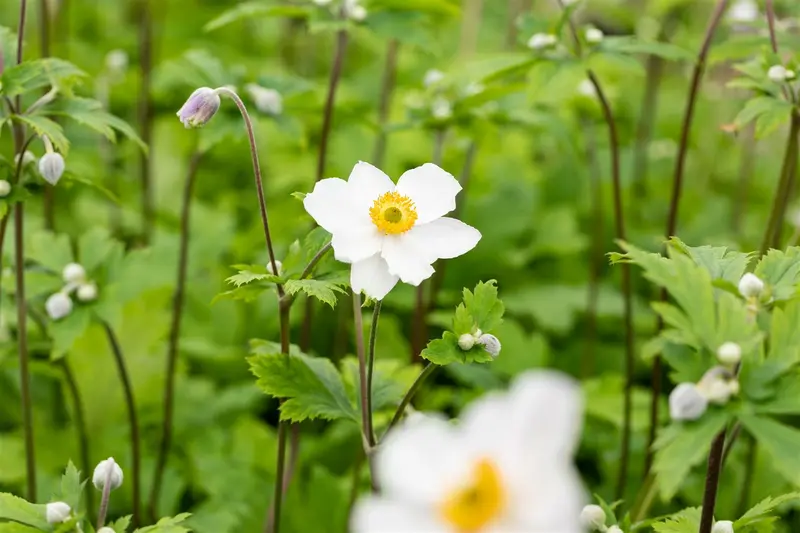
[[369, 191, 418, 234], [440, 458, 506, 532]]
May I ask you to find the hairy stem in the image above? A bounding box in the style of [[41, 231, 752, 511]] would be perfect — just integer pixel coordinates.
[[103, 322, 141, 527], [95, 461, 115, 529], [385, 362, 437, 435], [137, 0, 154, 244], [316, 27, 348, 183], [372, 39, 399, 167], [61, 360, 94, 523], [366, 301, 381, 447], [698, 431, 727, 533], [149, 151, 203, 520]]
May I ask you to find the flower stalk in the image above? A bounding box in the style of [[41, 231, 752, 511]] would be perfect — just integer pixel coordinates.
[[372, 39, 399, 167], [386, 362, 437, 435], [366, 300, 382, 447], [353, 293, 376, 463], [61, 360, 94, 522], [698, 431, 727, 533], [136, 0, 154, 244]]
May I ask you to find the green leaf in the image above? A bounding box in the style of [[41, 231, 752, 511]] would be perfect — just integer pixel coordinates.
[[281, 227, 332, 278], [753, 372, 800, 414], [653, 410, 731, 499], [54, 461, 84, 511], [78, 227, 116, 273], [768, 299, 800, 362], [0, 523, 42, 533], [249, 352, 358, 423], [755, 248, 800, 302], [0, 58, 86, 97], [134, 513, 192, 533], [600, 36, 694, 61], [29, 230, 73, 272], [12, 114, 70, 155], [734, 97, 793, 134], [284, 279, 346, 308], [652, 507, 701, 533], [204, 3, 310, 31], [48, 306, 92, 360], [462, 280, 504, 333], [668, 237, 753, 285], [45, 97, 147, 152], [735, 493, 800, 529], [421, 332, 463, 365], [109, 515, 133, 533], [372, 0, 460, 15], [740, 414, 800, 486], [225, 264, 281, 287], [0, 493, 48, 530]]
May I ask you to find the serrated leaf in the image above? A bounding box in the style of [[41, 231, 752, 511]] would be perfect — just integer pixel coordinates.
[[55, 461, 84, 511], [110, 515, 133, 533], [734, 97, 792, 132], [0, 493, 48, 530], [0, 58, 86, 97], [281, 226, 332, 278], [212, 284, 271, 304], [668, 237, 753, 285], [249, 352, 358, 422], [600, 36, 694, 61], [134, 513, 192, 533], [48, 306, 91, 360], [652, 507, 701, 533], [284, 279, 346, 308], [44, 97, 147, 152], [463, 280, 504, 332], [421, 332, 463, 365], [205, 3, 310, 32], [754, 248, 800, 302], [78, 227, 115, 273], [753, 372, 800, 414], [735, 492, 800, 529], [29, 230, 73, 272], [740, 414, 800, 487], [12, 114, 70, 155], [225, 264, 281, 287]]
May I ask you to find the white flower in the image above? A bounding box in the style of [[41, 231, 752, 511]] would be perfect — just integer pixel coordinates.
[[669, 383, 708, 421], [267, 259, 283, 276], [585, 28, 604, 44], [424, 69, 445, 88], [77, 282, 99, 302], [527, 33, 557, 50], [97, 528, 116, 533], [303, 162, 481, 300], [728, 0, 758, 23], [578, 79, 596, 98], [0, 180, 10, 198], [344, 0, 367, 21], [46, 501, 71, 524], [46, 292, 73, 320], [697, 367, 738, 405], [62, 262, 87, 284], [245, 83, 283, 116], [607, 527, 624, 533], [39, 152, 65, 185], [431, 97, 452, 120], [477, 333, 501, 358], [768, 65, 795, 82], [351, 371, 585, 532], [738, 273, 764, 298], [313, 0, 333, 4], [579, 504, 606, 530], [464, 82, 484, 96], [93, 457, 124, 491], [105, 49, 129, 74], [712, 520, 735, 533], [14, 150, 36, 167], [716, 342, 742, 366], [458, 333, 475, 351]]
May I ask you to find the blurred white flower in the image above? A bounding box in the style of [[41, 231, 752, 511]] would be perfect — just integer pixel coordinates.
[[527, 33, 557, 50], [344, 0, 367, 21], [46, 292, 73, 320], [105, 49, 129, 74], [93, 457, 124, 491], [351, 371, 585, 532], [313, 0, 333, 4], [0, 180, 10, 198], [14, 150, 36, 167], [738, 273, 764, 298], [431, 97, 453, 120], [728, 0, 758, 23], [46, 502, 71, 524], [712, 520, 735, 533], [458, 333, 475, 351], [607, 527, 624, 533], [97, 528, 116, 533], [669, 383, 708, 421], [424, 69, 445, 88], [577, 79, 596, 98], [716, 342, 742, 366], [304, 162, 481, 300], [579, 504, 606, 530], [697, 367, 739, 405], [464, 82, 484, 96], [77, 282, 99, 302], [63, 263, 87, 284], [39, 152, 65, 185], [768, 65, 795, 82], [177, 87, 221, 128], [266, 259, 283, 276], [476, 333, 501, 358], [245, 83, 283, 116], [585, 27, 604, 44]]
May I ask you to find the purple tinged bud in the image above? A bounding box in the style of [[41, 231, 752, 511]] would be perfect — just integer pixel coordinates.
[[476, 333, 501, 357], [177, 87, 221, 128]]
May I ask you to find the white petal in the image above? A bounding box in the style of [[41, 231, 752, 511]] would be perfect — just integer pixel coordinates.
[[303, 178, 359, 233], [351, 498, 448, 533], [403, 217, 481, 264], [331, 226, 383, 264], [347, 161, 396, 210], [381, 234, 435, 285], [395, 163, 461, 224], [351, 254, 399, 300]]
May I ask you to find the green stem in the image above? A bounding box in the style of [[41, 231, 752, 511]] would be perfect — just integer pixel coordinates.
[[372, 39, 398, 167], [366, 301, 381, 446], [60, 360, 94, 523], [136, 0, 154, 244], [316, 26, 348, 183], [763, 113, 800, 252], [385, 362, 437, 435], [698, 430, 727, 533]]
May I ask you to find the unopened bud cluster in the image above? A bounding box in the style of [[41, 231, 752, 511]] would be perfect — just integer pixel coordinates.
[[45, 262, 100, 321], [670, 366, 740, 422], [458, 329, 501, 358], [768, 64, 796, 83]]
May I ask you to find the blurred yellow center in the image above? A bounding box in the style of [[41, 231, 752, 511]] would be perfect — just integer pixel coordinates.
[[369, 191, 417, 234], [440, 458, 506, 532]]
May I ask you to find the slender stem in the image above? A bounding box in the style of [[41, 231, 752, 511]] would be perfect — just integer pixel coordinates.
[[385, 362, 437, 435], [102, 322, 141, 527], [765, 0, 792, 102], [372, 39, 399, 167], [216, 88, 283, 296], [732, 126, 756, 235], [630, 473, 657, 523], [458, 0, 484, 57], [316, 27, 348, 183], [352, 292, 374, 452], [39, 0, 54, 229], [137, 0, 154, 244], [631, 56, 665, 201], [95, 462, 115, 529], [60, 360, 94, 523], [299, 242, 332, 280], [149, 151, 203, 520], [15, 0, 27, 113], [582, 121, 603, 378], [736, 435, 756, 515], [698, 431, 727, 533], [760, 113, 800, 254], [366, 301, 381, 446]]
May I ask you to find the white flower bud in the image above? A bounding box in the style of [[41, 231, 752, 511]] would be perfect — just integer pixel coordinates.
[[458, 333, 475, 351], [38, 152, 65, 185], [464, 82, 483, 96], [344, 0, 367, 21], [93, 457, 124, 491], [424, 69, 445, 88], [46, 292, 73, 320], [97, 528, 116, 533], [712, 520, 734, 533], [716, 342, 742, 366], [62, 262, 87, 284], [669, 383, 708, 421], [728, 0, 757, 22], [313, 0, 333, 4], [77, 282, 99, 302], [46, 501, 71, 524], [585, 28, 604, 44], [607, 526, 624, 533], [105, 49, 129, 74], [14, 150, 36, 167], [476, 333, 501, 358], [768, 65, 795, 82], [738, 273, 765, 298], [266, 260, 282, 276], [580, 504, 606, 530], [0, 180, 10, 198], [245, 83, 283, 116], [697, 366, 737, 405], [527, 33, 557, 50], [578, 79, 596, 97], [473, 329, 482, 337], [177, 87, 221, 128], [431, 97, 452, 120]]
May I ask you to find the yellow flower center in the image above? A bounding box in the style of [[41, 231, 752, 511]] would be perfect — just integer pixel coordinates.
[[369, 191, 418, 235], [440, 458, 506, 532]]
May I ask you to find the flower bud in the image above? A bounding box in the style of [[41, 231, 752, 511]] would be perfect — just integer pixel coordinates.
[[93, 457, 124, 491], [716, 342, 742, 366], [527, 33, 557, 50], [768, 65, 795, 82], [46, 501, 71, 524], [585, 27, 604, 44], [607, 526, 624, 533], [97, 528, 116, 533], [476, 333, 501, 358], [344, 0, 367, 21], [579, 504, 606, 530], [697, 366, 738, 405], [431, 97, 452, 120], [424, 69, 445, 88], [458, 333, 475, 351], [46, 292, 73, 320], [728, 0, 757, 22], [578, 79, 596, 97], [669, 383, 708, 421], [0, 180, 10, 198], [177, 87, 221, 129], [38, 152, 65, 185], [105, 49, 129, 74], [14, 150, 36, 167], [712, 520, 734, 533], [738, 273, 765, 298], [266, 260, 283, 276], [313, 0, 332, 4], [245, 84, 283, 116], [77, 282, 99, 302], [62, 262, 87, 284]]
